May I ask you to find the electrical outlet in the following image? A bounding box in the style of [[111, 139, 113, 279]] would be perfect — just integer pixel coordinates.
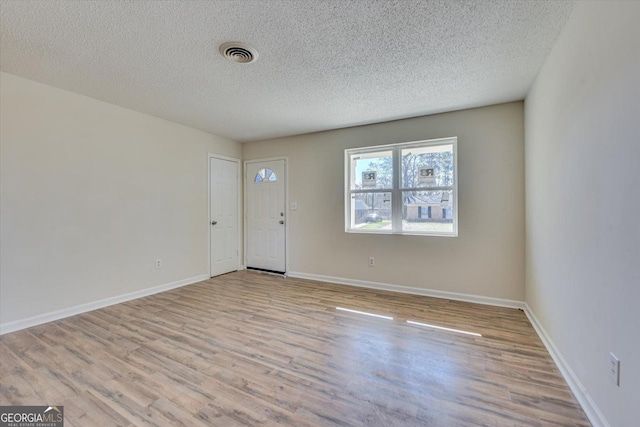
[[155, 259, 162, 269], [609, 352, 620, 386], [368, 257, 375, 267]]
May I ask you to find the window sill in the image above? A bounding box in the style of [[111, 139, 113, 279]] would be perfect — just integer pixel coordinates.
[[346, 229, 458, 237]]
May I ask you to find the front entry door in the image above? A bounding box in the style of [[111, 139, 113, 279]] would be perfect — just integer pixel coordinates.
[[246, 160, 286, 274], [210, 156, 239, 277]]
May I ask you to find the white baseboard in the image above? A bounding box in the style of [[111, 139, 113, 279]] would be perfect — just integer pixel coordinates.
[[523, 303, 609, 427], [0, 274, 209, 335], [286, 271, 524, 309]]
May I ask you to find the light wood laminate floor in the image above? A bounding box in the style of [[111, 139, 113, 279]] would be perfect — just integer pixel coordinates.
[[0, 271, 590, 426]]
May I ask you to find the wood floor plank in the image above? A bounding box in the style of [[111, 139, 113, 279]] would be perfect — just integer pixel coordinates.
[[0, 270, 590, 426]]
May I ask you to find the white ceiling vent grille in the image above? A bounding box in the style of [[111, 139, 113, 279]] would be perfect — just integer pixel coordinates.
[[219, 42, 258, 64]]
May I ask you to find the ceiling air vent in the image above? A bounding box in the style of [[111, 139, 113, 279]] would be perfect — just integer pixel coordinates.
[[219, 42, 258, 64]]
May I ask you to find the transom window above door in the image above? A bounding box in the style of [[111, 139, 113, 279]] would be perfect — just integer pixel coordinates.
[[254, 168, 277, 183]]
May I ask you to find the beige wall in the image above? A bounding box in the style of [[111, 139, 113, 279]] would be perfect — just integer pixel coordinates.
[[525, 2, 640, 426], [244, 102, 525, 301], [0, 72, 242, 327]]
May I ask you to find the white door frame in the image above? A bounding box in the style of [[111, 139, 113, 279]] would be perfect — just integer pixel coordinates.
[[244, 157, 289, 275], [208, 153, 243, 277]]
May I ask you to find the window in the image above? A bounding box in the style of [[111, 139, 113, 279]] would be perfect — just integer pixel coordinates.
[[254, 168, 277, 183], [345, 137, 457, 236]]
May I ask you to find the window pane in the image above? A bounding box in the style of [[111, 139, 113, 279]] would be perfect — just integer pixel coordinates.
[[265, 168, 277, 181], [350, 192, 392, 230], [254, 168, 277, 183], [350, 150, 393, 190], [402, 190, 454, 233], [401, 144, 454, 188]]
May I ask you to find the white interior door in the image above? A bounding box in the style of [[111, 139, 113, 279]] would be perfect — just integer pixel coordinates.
[[210, 156, 239, 277], [246, 160, 286, 273]]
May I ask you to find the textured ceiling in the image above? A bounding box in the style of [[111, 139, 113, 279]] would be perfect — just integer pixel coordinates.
[[0, 0, 574, 142]]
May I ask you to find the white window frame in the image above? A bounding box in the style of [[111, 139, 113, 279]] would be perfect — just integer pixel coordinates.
[[344, 137, 458, 237]]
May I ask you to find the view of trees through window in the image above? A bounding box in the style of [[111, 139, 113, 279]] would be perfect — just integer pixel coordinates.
[[347, 139, 457, 235]]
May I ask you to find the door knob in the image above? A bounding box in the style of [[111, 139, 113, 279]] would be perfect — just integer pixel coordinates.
[[211, 221, 217, 225], [279, 220, 284, 225]]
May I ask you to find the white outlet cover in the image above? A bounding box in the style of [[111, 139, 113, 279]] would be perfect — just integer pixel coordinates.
[[609, 352, 620, 386], [290, 202, 297, 210]]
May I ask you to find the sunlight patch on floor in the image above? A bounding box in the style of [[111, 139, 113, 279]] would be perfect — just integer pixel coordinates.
[[336, 307, 394, 320], [406, 320, 482, 337]]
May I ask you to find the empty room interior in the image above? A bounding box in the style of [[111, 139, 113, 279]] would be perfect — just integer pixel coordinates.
[[1, 1, 638, 426]]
